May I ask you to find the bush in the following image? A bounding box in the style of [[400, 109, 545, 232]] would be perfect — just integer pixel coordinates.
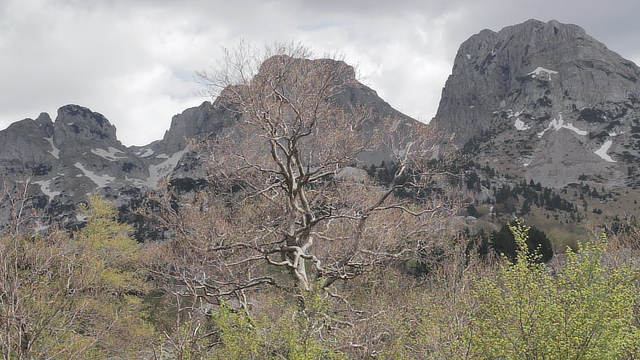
[[466, 221, 640, 359], [489, 219, 553, 263]]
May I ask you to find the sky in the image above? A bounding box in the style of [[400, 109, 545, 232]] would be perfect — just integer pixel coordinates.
[[1, 0, 640, 146]]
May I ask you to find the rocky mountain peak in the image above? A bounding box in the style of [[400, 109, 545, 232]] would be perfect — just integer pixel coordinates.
[[258, 55, 357, 82], [0, 53, 422, 234], [53, 104, 118, 144], [156, 100, 239, 155], [430, 19, 640, 194], [433, 19, 640, 149], [35, 112, 53, 127]]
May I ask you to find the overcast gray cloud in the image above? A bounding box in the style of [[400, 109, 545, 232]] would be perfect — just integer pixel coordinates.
[[1, 0, 639, 146]]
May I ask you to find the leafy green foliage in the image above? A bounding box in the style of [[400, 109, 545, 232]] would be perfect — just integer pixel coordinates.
[[75, 193, 148, 294], [206, 284, 345, 359], [466, 221, 640, 359], [476, 219, 553, 263], [0, 194, 156, 359]]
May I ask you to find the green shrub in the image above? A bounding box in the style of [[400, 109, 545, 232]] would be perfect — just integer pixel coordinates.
[[489, 220, 554, 263], [466, 221, 640, 359]]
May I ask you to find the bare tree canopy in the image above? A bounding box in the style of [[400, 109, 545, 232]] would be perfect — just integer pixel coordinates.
[[148, 42, 465, 311]]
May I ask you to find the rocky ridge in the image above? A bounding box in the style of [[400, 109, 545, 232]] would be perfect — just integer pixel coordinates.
[[431, 19, 640, 229], [6, 19, 640, 235], [433, 19, 640, 187], [0, 59, 417, 233]]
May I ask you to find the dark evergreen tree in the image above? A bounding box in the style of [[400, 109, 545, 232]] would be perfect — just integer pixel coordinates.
[[490, 220, 553, 263], [520, 199, 531, 216], [467, 204, 480, 218]]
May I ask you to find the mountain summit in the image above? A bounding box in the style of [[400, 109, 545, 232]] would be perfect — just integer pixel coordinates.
[[4, 22, 640, 232], [432, 19, 640, 189], [0, 56, 417, 232]]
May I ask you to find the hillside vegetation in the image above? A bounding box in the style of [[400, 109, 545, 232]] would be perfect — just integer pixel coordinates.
[[2, 194, 640, 359], [3, 41, 640, 359]]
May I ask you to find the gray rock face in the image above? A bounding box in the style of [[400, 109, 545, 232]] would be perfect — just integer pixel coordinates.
[[0, 57, 420, 233], [140, 56, 418, 180], [153, 101, 239, 155], [433, 19, 639, 146], [432, 19, 640, 189], [54, 105, 118, 144], [0, 105, 150, 228], [0, 113, 54, 170]]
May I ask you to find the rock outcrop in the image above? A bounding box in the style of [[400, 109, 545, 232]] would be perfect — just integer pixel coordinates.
[[0, 105, 152, 228], [432, 19, 640, 190], [0, 57, 419, 234]]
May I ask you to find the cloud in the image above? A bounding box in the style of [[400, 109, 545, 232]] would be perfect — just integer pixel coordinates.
[[0, 0, 639, 145]]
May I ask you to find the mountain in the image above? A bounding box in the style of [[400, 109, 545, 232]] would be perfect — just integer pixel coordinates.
[[431, 19, 640, 231], [0, 106, 147, 227], [0, 58, 417, 234], [432, 19, 640, 187], [6, 20, 640, 236]]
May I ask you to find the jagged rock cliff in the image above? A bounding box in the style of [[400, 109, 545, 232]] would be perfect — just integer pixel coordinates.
[[432, 19, 640, 190], [0, 105, 151, 227], [0, 57, 418, 233]]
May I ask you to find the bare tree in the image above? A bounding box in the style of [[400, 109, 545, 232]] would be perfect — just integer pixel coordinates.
[[0, 193, 156, 359], [150, 42, 464, 311]]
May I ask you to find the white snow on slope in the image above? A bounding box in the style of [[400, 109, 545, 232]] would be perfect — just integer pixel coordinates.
[[126, 176, 148, 187], [514, 119, 531, 130], [147, 148, 189, 188], [528, 67, 558, 77], [33, 179, 61, 201], [91, 147, 128, 161], [43, 137, 59, 159], [34, 223, 50, 232], [506, 110, 531, 130], [135, 148, 154, 158], [595, 140, 616, 162], [74, 162, 115, 187], [537, 114, 587, 138]]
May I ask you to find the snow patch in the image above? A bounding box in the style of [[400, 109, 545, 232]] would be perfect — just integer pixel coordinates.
[[125, 176, 148, 188], [466, 53, 471, 59], [74, 162, 115, 187], [135, 148, 154, 158], [155, 154, 170, 159], [34, 223, 50, 232], [514, 119, 531, 131], [147, 148, 189, 187], [505, 110, 523, 118], [521, 154, 534, 167], [528, 67, 558, 78], [91, 147, 128, 161], [43, 137, 59, 159], [594, 140, 616, 162], [537, 114, 587, 138], [33, 179, 61, 201]]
